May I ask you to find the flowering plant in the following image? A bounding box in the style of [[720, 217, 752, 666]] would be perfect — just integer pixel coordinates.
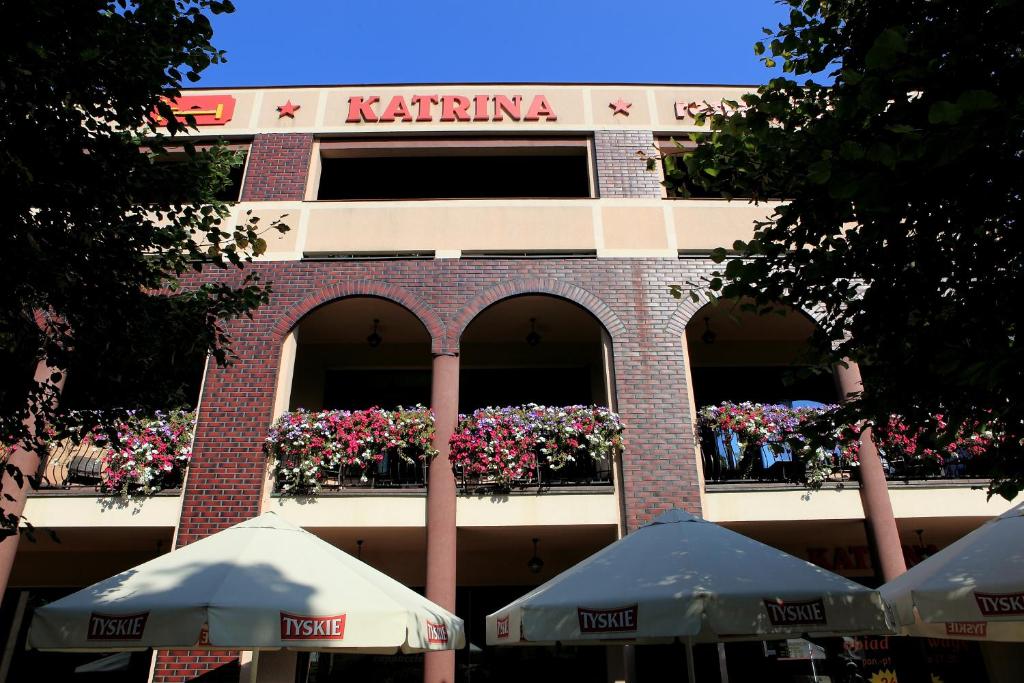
[[265, 405, 436, 495], [448, 404, 622, 489], [86, 410, 196, 497], [698, 402, 860, 484], [873, 413, 992, 469]]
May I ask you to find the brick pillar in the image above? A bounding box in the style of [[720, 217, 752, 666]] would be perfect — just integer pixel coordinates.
[[834, 361, 907, 582], [153, 343, 277, 682], [239, 133, 314, 202], [424, 354, 459, 683], [593, 130, 662, 198]]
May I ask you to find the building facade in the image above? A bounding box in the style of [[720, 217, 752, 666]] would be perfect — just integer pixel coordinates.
[[1, 84, 1019, 683]]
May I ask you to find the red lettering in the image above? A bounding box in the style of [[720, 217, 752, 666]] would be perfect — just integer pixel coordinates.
[[946, 621, 987, 637], [524, 95, 557, 121], [473, 95, 490, 121], [379, 95, 413, 122], [806, 547, 831, 570], [493, 95, 522, 121], [346, 96, 380, 123], [410, 94, 439, 121], [440, 95, 471, 122], [496, 616, 510, 639]]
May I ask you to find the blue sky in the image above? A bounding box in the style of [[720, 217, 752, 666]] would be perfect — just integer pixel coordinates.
[[201, 0, 790, 87]]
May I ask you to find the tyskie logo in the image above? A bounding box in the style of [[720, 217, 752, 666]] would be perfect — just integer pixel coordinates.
[[496, 615, 510, 639], [577, 605, 639, 634], [946, 621, 987, 637], [87, 612, 149, 640], [763, 598, 828, 626], [975, 591, 1024, 616], [425, 621, 449, 644], [279, 612, 347, 640]]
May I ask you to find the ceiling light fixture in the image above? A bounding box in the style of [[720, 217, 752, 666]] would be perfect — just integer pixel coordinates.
[[367, 319, 382, 348], [526, 318, 542, 346], [527, 537, 544, 574]]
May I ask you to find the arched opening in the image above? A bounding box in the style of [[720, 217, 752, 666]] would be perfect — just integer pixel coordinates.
[[289, 298, 432, 411], [459, 295, 610, 411], [685, 300, 833, 407], [269, 297, 435, 493], [685, 300, 836, 483]]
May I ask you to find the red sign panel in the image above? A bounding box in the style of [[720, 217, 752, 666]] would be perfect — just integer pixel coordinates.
[[279, 612, 347, 640], [946, 621, 988, 637], [425, 620, 449, 644], [974, 591, 1024, 616], [152, 95, 236, 126], [495, 615, 510, 639], [577, 605, 638, 634], [763, 598, 828, 626], [87, 612, 149, 640]]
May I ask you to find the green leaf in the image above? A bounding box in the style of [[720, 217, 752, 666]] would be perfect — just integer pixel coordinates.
[[807, 160, 832, 184], [928, 101, 962, 124], [956, 89, 999, 112], [710, 247, 728, 263], [865, 28, 907, 69], [754, 42, 765, 56], [839, 141, 865, 160]]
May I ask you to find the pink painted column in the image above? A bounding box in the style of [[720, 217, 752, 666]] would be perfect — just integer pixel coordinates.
[[0, 360, 66, 604], [834, 360, 907, 582], [424, 353, 459, 683]]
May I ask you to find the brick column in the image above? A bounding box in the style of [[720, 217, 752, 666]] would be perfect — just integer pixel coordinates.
[[593, 130, 662, 198], [424, 354, 459, 683], [153, 341, 277, 682], [240, 133, 314, 202], [834, 361, 907, 582], [0, 360, 65, 606]]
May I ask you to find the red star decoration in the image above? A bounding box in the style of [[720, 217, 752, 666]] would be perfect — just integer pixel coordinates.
[[276, 100, 301, 118], [609, 98, 632, 116]]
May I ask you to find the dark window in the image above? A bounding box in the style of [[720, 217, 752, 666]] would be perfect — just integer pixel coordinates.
[[323, 369, 431, 410], [459, 367, 593, 412], [317, 143, 591, 200]]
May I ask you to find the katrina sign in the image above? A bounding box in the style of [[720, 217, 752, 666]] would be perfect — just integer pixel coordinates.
[[87, 612, 149, 640], [577, 605, 639, 634], [974, 591, 1024, 616], [345, 94, 557, 123], [279, 612, 347, 641], [763, 598, 828, 627]]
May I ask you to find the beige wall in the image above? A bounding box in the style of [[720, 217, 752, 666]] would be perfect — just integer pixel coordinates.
[[245, 199, 765, 261]]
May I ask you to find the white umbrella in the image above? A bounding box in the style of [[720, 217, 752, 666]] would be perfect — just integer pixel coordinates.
[[486, 510, 891, 681], [881, 502, 1024, 642], [28, 512, 464, 653]]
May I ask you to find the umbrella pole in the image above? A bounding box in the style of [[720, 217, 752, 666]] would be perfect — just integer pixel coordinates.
[[685, 638, 696, 683]]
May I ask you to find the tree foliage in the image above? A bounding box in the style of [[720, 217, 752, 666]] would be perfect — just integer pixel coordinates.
[[0, 0, 287, 526], [666, 0, 1023, 497]]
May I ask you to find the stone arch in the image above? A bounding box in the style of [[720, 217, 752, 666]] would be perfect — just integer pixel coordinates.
[[448, 278, 626, 352], [272, 280, 446, 354]]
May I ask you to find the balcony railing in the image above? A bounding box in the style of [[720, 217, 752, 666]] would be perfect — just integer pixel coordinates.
[[267, 404, 622, 495], [11, 410, 195, 496], [698, 401, 993, 485]]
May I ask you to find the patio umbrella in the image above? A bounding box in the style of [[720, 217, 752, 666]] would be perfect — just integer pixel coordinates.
[[881, 502, 1024, 642], [485, 509, 892, 681], [28, 511, 464, 653]]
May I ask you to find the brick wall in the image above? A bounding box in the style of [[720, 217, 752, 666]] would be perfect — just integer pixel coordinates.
[[157, 257, 713, 681], [593, 130, 663, 198], [238, 133, 313, 201]]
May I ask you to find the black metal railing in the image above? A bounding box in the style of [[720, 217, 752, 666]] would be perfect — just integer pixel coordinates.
[[456, 455, 613, 493], [698, 423, 993, 485], [36, 439, 105, 490], [317, 454, 428, 491]]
